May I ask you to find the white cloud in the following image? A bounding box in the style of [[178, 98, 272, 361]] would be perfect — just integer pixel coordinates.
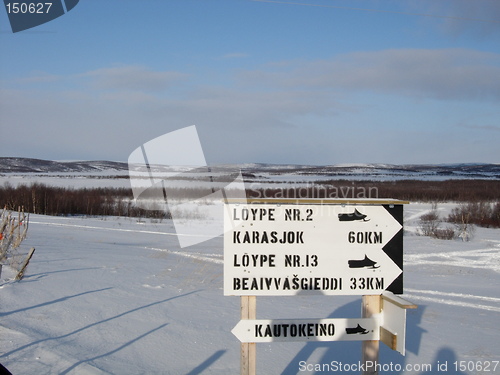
[[458, 124, 500, 132], [2, 51, 498, 164], [0, 83, 338, 162], [423, 0, 500, 35], [220, 52, 249, 59], [239, 49, 500, 101], [82, 65, 189, 92], [18, 72, 62, 84]]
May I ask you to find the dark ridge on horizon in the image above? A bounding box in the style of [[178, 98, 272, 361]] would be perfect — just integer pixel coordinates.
[[0, 157, 499, 179], [0, 157, 129, 173]]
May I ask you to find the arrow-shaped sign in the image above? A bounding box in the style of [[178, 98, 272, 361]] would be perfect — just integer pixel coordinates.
[[232, 317, 381, 343], [225, 204, 402, 247], [224, 202, 404, 296]]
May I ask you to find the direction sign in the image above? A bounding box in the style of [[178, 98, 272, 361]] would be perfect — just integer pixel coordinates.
[[232, 317, 381, 343], [224, 199, 405, 296]]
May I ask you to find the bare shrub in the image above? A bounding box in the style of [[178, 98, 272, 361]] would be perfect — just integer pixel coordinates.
[[492, 202, 500, 225], [448, 202, 500, 229], [454, 221, 476, 242], [420, 210, 439, 223], [418, 220, 438, 237], [418, 207, 440, 237], [1, 206, 34, 279], [446, 204, 476, 241], [432, 227, 456, 240], [1, 207, 28, 262], [418, 206, 456, 240]]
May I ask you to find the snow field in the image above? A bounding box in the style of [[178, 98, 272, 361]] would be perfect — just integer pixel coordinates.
[[0, 202, 499, 374]]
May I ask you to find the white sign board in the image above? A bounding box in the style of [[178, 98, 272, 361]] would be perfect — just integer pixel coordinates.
[[224, 201, 403, 296], [381, 292, 417, 355], [232, 317, 381, 343]]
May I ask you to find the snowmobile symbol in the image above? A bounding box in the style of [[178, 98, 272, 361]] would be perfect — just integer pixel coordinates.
[[345, 324, 370, 335], [348, 255, 380, 269], [338, 209, 370, 222]]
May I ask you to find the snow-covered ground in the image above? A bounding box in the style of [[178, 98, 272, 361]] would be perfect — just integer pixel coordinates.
[[1, 201, 499, 374]]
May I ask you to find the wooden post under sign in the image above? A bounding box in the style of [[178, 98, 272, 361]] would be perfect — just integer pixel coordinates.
[[361, 295, 382, 375], [240, 296, 256, 375]]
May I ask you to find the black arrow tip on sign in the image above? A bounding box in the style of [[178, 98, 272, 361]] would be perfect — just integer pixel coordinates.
[[383, 204, 403, 226]]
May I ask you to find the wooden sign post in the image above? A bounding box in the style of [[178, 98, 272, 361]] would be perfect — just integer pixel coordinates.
[[223, 198, 413, 375], [361, 295, 382, 375], [240, 296, 256, 375]]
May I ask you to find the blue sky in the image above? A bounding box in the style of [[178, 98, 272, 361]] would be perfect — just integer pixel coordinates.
[[1, 0, 499, 165]]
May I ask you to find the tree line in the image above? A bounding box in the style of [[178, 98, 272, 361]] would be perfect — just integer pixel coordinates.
[[250, 179, 500, 202], [1, 180, 498, 227], [0, 183, 167, 218]]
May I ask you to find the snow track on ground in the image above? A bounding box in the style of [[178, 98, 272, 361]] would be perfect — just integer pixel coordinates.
[[29, 220, 213, 238], [405, 288, 500, 312], [405, 244, 500, 273], [146, 247, 223, 264], [404, 208, 436, 222]]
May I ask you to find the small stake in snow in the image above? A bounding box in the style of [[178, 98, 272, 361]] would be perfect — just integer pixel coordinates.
[[16, 247, 35, 281]]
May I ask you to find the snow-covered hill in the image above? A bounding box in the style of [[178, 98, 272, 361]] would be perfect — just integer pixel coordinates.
[[245, 163, 500, 181], [0, 158, 129, 173], [1, 158, 499, 180]]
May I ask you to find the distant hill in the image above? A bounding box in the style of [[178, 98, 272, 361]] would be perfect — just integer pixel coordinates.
[[244, 163, 500, 180], [0, 158, 129, 173], [0, 157, 499, 180]]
